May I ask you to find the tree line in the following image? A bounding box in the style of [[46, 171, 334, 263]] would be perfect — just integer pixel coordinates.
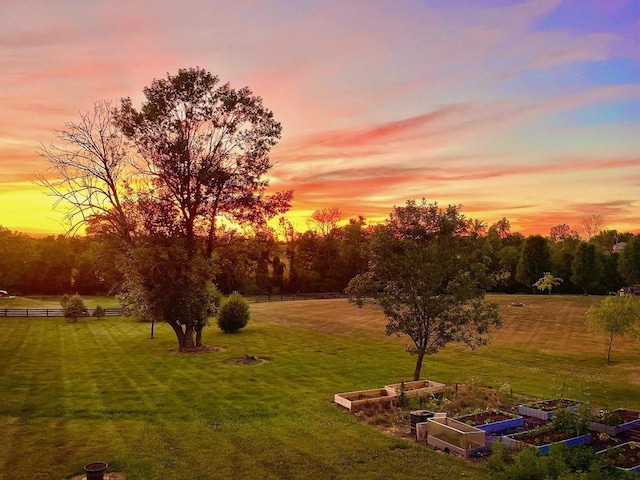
[[1, 214, 638, 297]]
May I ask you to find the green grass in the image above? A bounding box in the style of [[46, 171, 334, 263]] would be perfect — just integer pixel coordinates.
[[0, 295, 638, 479], [0, 295, 120, 309]]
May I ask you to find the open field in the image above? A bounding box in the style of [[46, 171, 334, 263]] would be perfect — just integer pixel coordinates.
[[0, 295, 638, 479]]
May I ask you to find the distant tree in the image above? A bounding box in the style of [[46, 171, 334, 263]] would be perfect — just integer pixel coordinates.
[[619, 236, 640, 285], [533, 272, 563, 295], [60, 294, 71, 309], [217, 292, 250, 333], [516, 235, 551, 293], [92, 305, 105, 319], [271, 256, 285, 292], [64, 294, 88, 323], [586, 296, 640, 364], [577, 214, 606, 241], [489, 217, 512, 239], [309, 207, 342, 238], [549, 224, 579, 242], [571, 242, 602, 294], [346, 199, 501, 381]]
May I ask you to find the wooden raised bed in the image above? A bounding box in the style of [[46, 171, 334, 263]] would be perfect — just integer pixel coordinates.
[[425, 417, 486, 457], [502, 426, 591, 455], [588, 409, 640, 436], [334, 388, 398, 412], [455, 410, 524, 434], [597, 441, 640, 473], [384, 379, 445, 398], [517, 398, 581, 420]]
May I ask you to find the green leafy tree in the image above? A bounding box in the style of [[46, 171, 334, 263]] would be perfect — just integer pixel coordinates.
[[64, 294, 88, 323], [39, 69, 291, 352], [217, 292, 250, 333], [92, 305, 105, 319], [619, 235, 640, 285], [586, 296, 640, 364], [533, 272, 563, 295], [346, 199, 501, 381], [571, 242, 602, 294], [516, 235, 551, 293]]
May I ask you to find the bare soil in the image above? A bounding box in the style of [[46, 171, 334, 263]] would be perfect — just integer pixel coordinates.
[[599, 441, 640, 469]]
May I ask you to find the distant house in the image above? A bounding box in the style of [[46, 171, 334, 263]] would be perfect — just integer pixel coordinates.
[[613, 242, 626, 252], [619, 285, 640, 296]]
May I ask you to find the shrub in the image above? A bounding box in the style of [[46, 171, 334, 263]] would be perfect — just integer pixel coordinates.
[[64, 294, 88, 323], [92, 305, 105, 319], [217, 292, 250, 333]]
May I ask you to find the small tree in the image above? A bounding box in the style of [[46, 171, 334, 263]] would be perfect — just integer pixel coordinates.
[[586, 296, 640, 364], [92, 305, 105, 320], [64, 294, 88, 323], [217, 292, 250, 333], [533, 272, 563, 295], [60, 293, 71, 309], [346, 199, 501, 381]]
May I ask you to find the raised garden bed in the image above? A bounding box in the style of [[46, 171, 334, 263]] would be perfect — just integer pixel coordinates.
[[425, 417, 486, 457], [588, 409, 640, 436], [384, 379, 445, 398], [334, 388, 398, 412], [502, 426, 591, 455], [597, 441, 640, 473], [455, 409, 524, 434], [517, 398, 581, 420]]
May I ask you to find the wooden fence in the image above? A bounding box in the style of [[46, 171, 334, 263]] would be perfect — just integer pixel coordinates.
[[0, 294, 346, 317], [0, 308, 124, 318], [247, 292, 347, 303]]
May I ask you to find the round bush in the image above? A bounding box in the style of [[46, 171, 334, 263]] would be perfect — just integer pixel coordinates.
[[217, 292, 250, 333]]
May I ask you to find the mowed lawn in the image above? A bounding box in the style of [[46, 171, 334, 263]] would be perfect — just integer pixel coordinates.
[[0, 295, 638, 479]]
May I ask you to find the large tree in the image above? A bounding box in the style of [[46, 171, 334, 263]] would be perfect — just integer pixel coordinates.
[[346, 199, 501, 381], [571, 242, 602, 295], [619, 235, 640, 285], [516, 235, 551, 293], [39, 68, 291, 351]]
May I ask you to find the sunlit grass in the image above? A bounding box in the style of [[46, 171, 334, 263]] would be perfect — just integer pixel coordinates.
[[0, 295, 637, 479]]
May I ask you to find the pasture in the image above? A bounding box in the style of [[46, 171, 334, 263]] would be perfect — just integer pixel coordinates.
[[0, 294, 638, 479]]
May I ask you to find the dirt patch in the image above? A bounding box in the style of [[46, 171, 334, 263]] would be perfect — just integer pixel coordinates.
[[231, 354, 266, 365], [170, 345, 225, 355]]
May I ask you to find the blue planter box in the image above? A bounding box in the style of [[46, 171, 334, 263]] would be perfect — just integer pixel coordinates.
[[517, 398, 580, 420], [456, 411, 524, 434], [502, 431, 591, 455], [588, 409, 640, 436], [597, 442, 640, 473]]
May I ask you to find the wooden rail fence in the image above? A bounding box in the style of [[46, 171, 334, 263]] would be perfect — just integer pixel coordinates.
[[0, 293, 346, 317], [0, 308, 124, 318]]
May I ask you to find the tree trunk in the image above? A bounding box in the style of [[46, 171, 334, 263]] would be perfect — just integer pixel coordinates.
[[150, 318, 155, 339], [182, 323, 196, 350], [607, 333, 614, 365], [195, 324, 203, 347], [413, 349, 426, 381], [167, 320, 185, 352]]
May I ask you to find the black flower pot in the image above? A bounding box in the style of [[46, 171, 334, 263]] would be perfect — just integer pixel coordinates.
[[84, 462, 108, 480]]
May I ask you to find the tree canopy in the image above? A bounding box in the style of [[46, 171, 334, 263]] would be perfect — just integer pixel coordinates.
[[39, 68, 291, 351], [346, 199, 501, 381]]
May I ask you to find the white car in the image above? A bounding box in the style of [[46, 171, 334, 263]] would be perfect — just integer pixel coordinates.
[[0, 290, 8, 297]]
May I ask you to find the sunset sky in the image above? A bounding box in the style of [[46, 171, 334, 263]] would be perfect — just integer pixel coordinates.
[[1, 0, 638, 236]]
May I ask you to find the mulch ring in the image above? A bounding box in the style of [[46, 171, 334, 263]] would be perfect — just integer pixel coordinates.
[[70, 473, 127, 480], [231, 354, 267, 365], [170, 345, 225, 354]]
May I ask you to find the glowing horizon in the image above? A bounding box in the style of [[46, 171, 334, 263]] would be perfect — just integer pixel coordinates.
[[1, 0, 638, 237]]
